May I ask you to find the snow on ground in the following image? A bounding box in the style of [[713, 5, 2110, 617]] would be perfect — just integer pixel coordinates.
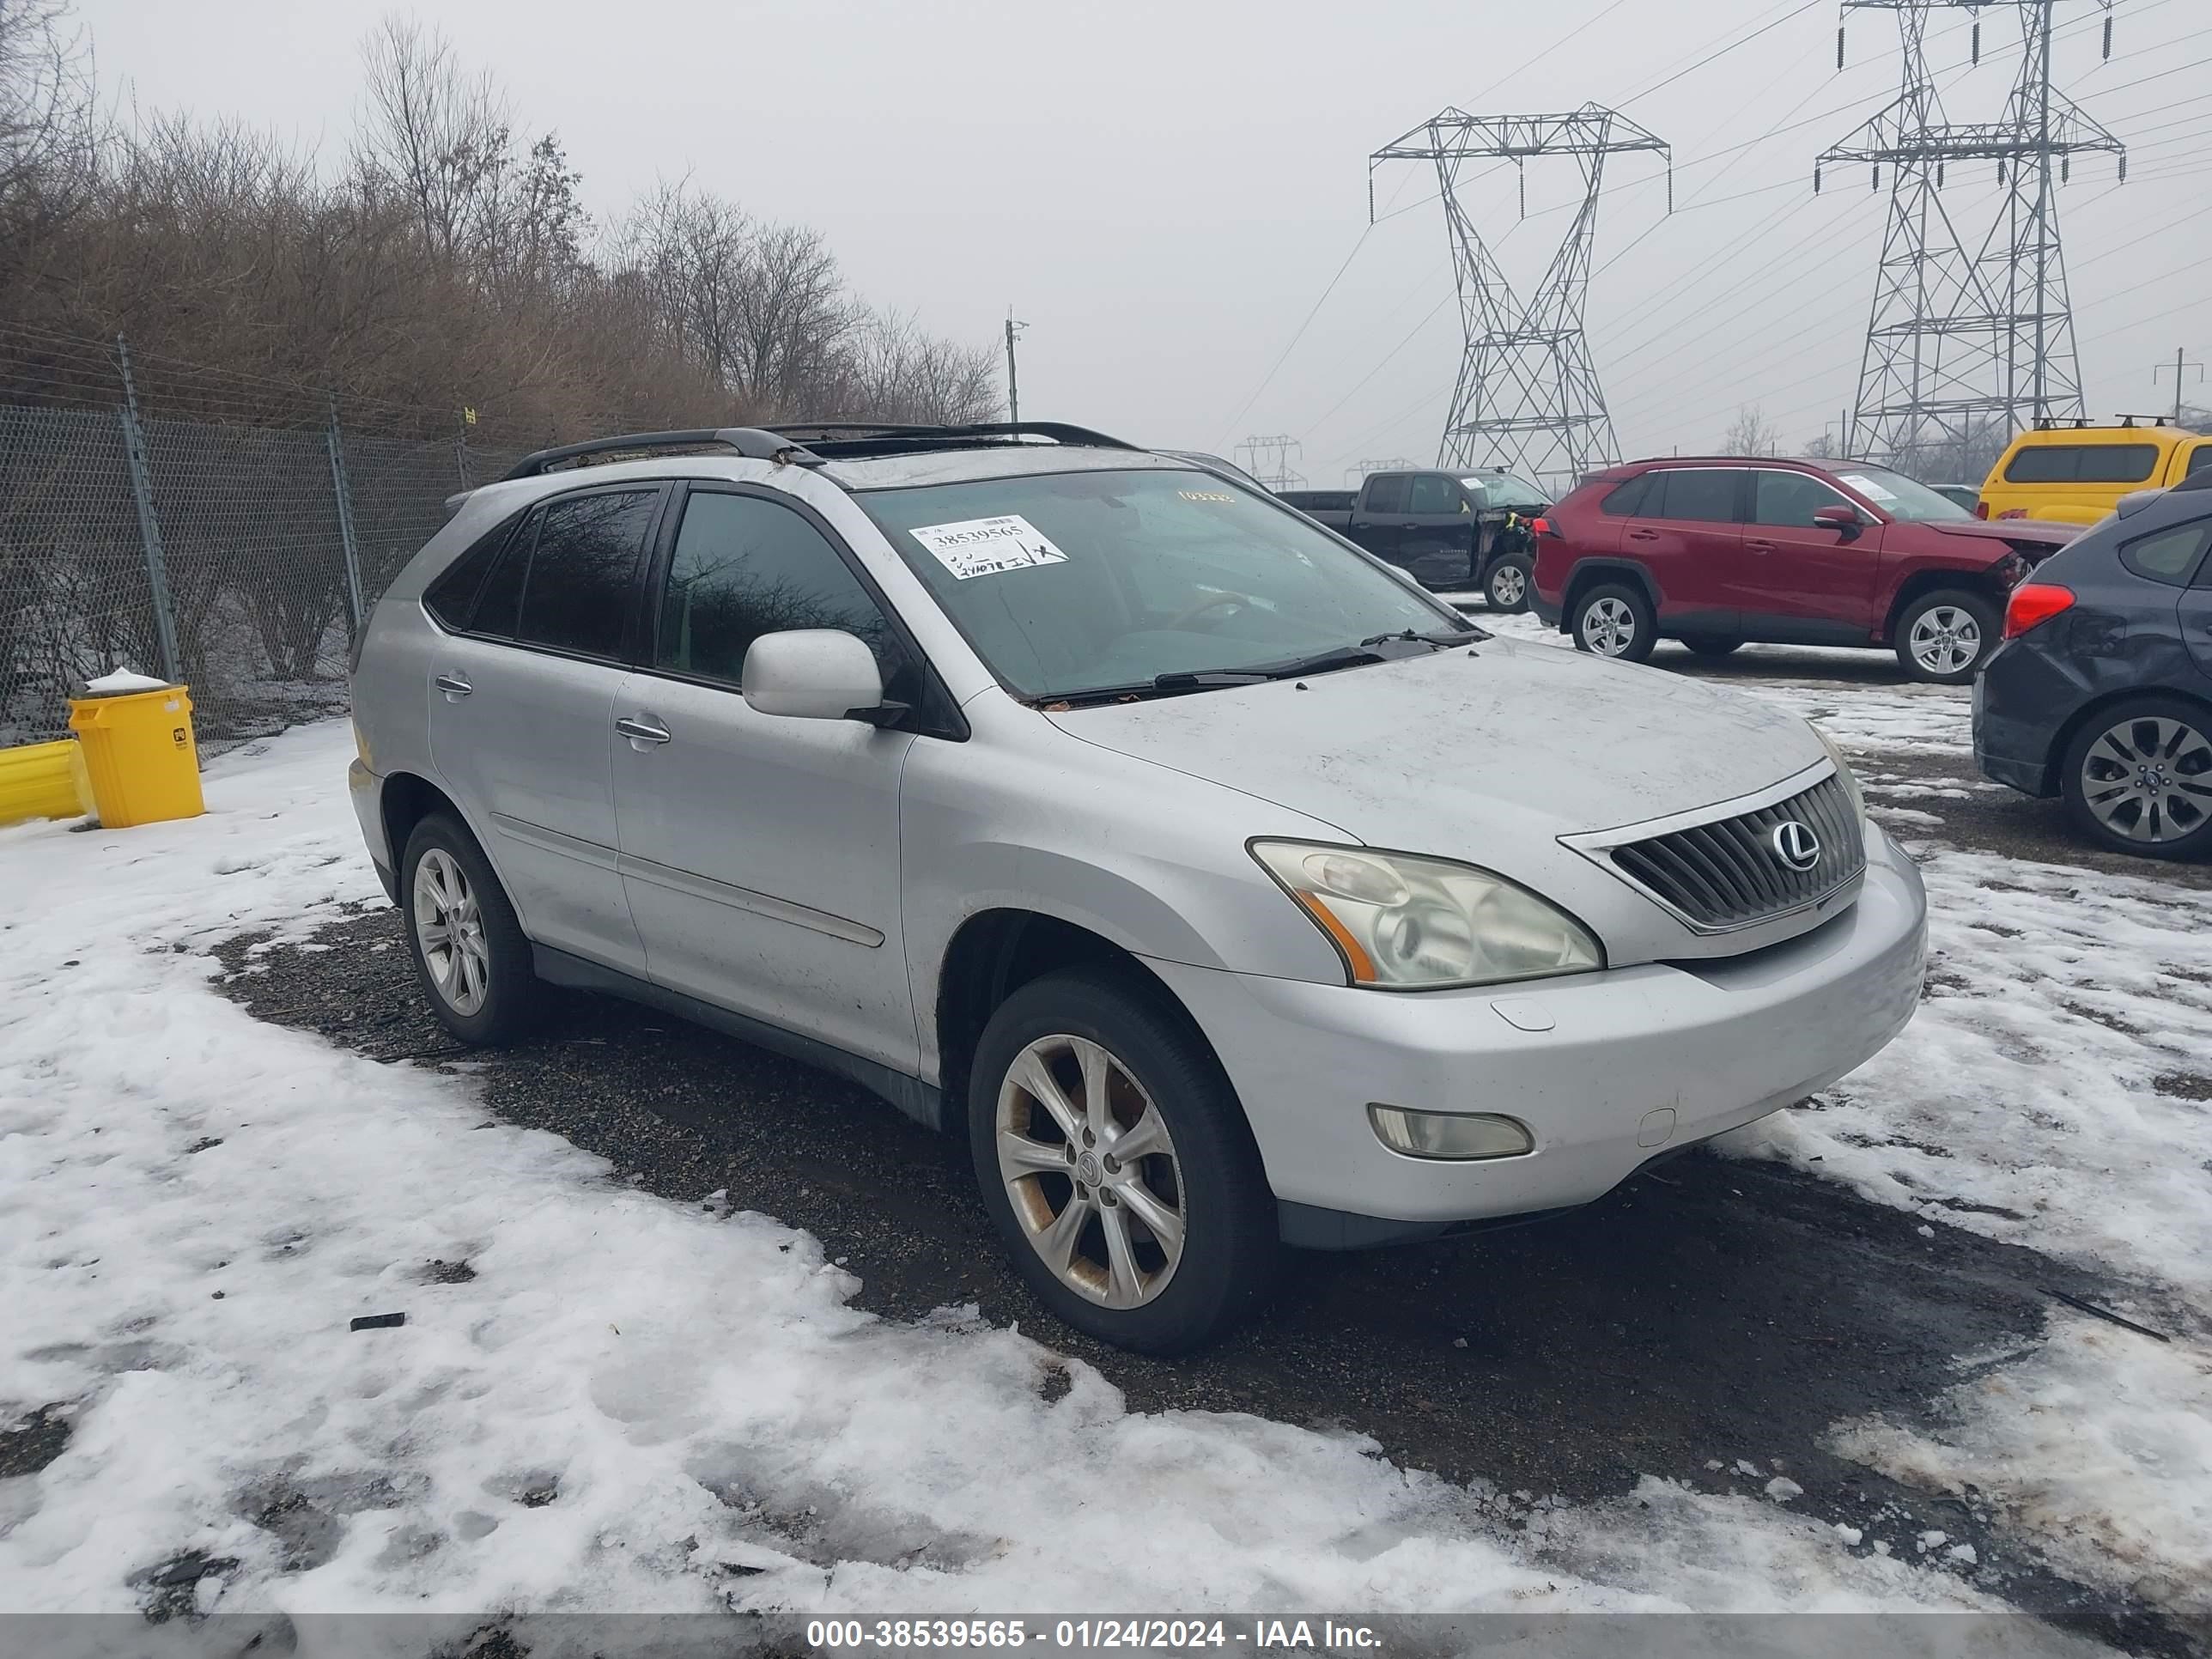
[[1, 723, 2023, 1630], [1476, 609, 2212, 1629]]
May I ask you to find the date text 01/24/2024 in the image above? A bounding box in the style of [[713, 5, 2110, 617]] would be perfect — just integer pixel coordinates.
[[803, 1620, 1384, 1650]]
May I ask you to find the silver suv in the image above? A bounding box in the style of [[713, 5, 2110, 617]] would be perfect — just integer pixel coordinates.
[[348, 422, 1928, 1352]]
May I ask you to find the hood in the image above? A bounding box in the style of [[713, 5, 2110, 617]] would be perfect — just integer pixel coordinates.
[[1923, 518, 2078, 554], [1045, 637, 1826, 861]]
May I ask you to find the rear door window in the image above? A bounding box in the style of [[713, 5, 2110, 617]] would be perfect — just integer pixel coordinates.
[[469, 511, 536, 638], [2004, 444, 2160, 484], [1364, 475, 1408, 514], [1653, 469, 1741, 523], [1407, 474, 1461, 514], [2119, 519, 2212, 586], [514, 489, 661, 659], [2184, 444, 2212, 479], [1752, 471, 1854, 528]]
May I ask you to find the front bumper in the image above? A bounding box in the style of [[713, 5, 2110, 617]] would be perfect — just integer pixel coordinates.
[[1146, 823, 1926, 1234]]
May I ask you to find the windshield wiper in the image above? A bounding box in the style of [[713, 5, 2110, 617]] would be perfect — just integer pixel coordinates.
[[1359, 625, 1486, 648], [1040, 632, 1476, 708]]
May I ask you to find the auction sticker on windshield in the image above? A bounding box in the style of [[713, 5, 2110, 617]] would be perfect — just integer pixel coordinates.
[[1839, 473, 1899, 503], [908, 514, 1070, 580]]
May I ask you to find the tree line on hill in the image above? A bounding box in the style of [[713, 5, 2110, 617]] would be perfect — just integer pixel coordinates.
[[0, 3, 999, 444]]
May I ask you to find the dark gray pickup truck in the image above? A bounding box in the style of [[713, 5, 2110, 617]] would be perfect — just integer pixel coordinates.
[[1278, 467, 1549, 609]]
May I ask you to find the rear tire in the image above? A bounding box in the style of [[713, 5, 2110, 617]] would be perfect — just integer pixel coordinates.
[[968, 969, 1279, 1354], [1894, 588, 1997, 684], [1485, 555, 1532, 613], [1681, 637, 1744, 659], [2059, 696, 2212, 860], [1571, 582, 1657, 664], [400, 812, 542, 1046]]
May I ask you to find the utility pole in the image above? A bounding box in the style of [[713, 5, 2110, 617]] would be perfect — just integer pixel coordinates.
[[1370, 106, 1669, 497], [1821, 2, 2124, 474], [2154, 349, 2204, 427], [1004, 310, 1028, 426]]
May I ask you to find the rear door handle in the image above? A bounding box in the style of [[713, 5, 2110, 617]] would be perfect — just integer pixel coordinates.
[[616, 715, 672, 747], [1746, 539, 1777, 553], [1627, 530, 1659, 541], [434, 672, 472, 699]]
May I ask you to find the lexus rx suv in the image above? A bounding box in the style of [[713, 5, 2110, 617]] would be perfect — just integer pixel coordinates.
[[349, 422, 1928, 1352], [1531, 457, 2075, 683]]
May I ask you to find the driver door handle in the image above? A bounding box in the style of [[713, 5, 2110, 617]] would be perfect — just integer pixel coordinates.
[[434, 672, 472, 699], [616, 715, 672, 746]]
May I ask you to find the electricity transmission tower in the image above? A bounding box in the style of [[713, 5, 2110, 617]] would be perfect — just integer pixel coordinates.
[[1347, 457, 1419, 484], [1821, 1, 2124, 472], [1236, 434, 1306, 489], [1370, 105, 1669, 492]]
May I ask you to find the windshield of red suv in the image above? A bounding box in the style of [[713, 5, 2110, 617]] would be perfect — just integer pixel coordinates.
[[1832, 466, 1974, 523], [859, 467, 1467, 700]]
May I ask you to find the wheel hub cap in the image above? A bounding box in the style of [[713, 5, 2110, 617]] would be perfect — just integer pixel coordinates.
[[2081, 715, 2211, 843], [412, 848, 489, 1015], [1911, 607, 1980, 674], [996, 1034, 1187, 1310]]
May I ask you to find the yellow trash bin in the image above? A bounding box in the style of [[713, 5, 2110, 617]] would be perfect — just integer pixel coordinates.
[[67, 681, 205, 829], [0, 739, 90, 826]]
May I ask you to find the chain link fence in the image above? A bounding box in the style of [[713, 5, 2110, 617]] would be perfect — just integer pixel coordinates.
[[1, 390, 521, 751]]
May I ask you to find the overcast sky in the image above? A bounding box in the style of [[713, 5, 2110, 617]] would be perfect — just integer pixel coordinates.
[[79, 0, 2209, 484]]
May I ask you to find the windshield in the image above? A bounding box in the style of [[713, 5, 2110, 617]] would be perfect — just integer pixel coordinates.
[[858, 468, 1467, 700], [1833, 466, 1973, 523], [1461, 472, 1547, 507]]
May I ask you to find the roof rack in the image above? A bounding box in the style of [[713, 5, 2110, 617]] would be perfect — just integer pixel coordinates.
[[501, 427, 817, 482], [766, 420, 1139, 459]]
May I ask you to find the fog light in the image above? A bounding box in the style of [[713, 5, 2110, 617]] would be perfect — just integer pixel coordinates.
[[1368, 1104, 1533, 1161]]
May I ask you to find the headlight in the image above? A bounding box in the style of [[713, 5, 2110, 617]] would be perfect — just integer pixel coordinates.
[[1250, 841, 1604, 990], [1814, 727, 1866, 821]]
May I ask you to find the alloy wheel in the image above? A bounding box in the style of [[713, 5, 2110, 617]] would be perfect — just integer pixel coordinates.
[[1490, 564, 1528, 608], [995, 1033, 1186, 1310], [2078, 715, 2212, 845], [1583, 596, 1637, 656], [412, 848, 490, 1015], [1908, 605, 1982, 677]]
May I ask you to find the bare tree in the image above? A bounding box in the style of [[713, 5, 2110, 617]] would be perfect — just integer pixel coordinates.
[[730, 220, 857, 413], [354, 15, 512, 270], [0, 0, 90, 202], [1722, 404, 1785, 458]]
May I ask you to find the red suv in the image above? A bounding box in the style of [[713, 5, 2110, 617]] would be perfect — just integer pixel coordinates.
[[1529, 458, 2076, 683]]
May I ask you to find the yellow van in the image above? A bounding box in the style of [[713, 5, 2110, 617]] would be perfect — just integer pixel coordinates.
[[1978, 421, 2212, 525]]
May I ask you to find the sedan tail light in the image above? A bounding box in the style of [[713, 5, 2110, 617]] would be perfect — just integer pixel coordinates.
[[2002, 582, 2075, 639]]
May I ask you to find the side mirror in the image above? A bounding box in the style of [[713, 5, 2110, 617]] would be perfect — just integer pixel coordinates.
[[1813, 504, 1863, 534], [740, 630, 892, 723]]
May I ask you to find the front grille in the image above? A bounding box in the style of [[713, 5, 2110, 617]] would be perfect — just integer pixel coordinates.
[[1609, 774, 1864, 931]]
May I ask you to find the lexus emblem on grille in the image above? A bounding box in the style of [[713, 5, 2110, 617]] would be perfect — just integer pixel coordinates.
[[1770, 820, 1822, 872]]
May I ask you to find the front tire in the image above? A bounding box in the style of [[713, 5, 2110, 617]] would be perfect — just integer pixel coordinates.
[[969, 969, 1279, 1354], [1571, 582, 1657, 663], [1485, 555, 1532, 613], [2059, 696, 2212, 860], [400, 812, 543, 1045], [1895, 589, 1997, 684]]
